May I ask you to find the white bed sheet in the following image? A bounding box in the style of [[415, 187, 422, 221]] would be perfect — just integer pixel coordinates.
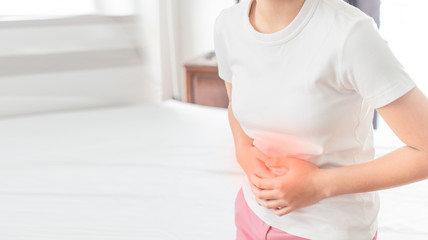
[[0, 99, 427, 239], [0, 100, 242, 240]]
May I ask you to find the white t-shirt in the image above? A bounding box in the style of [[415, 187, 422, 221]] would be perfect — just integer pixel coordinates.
[[214, 0, 416, 239]]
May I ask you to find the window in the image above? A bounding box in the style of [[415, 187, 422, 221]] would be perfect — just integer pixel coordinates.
[[0, 0, 136, 20]]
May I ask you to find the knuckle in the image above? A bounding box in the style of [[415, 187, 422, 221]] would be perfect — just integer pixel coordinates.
[[262, 201, 269, 208], [272, 157, 280, 163], [283, 209, 292, 216], [260, 194, 268, 200], [252, 190, 259, 198], [271, 202, 279, 208], [251, 188, 259, 197], [265, 201, 274, 209], [253, 182, 260, 189]]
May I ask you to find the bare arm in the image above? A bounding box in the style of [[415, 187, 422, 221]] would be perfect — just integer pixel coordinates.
[[225, 82, 253, 149], [321, 87, 428, 197], [250, 87, 428, 216], [224, 82, 275, 178]]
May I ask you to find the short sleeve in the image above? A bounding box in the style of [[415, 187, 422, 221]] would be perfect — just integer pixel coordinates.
[[340, 18, 416, 109], [213, 14, 233, 83]]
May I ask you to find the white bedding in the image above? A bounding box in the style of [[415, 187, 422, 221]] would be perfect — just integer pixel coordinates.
[[0, 99, 427, 239]]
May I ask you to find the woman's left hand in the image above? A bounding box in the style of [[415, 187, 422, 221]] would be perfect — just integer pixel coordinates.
[[249, 156, 328, 216]]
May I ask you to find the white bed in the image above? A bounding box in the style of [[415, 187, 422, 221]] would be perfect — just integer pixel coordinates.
[[0, 99, 427, 239]]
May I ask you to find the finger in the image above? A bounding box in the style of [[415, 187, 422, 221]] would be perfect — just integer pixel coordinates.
[[254, 164, 278, 179], [249, 181, 261, 195], [265, 157, 283, 168], [250, 146, 270, 162], [268, 167, 288, 176], [251, 185, 278, 200], [272, 206, 294, 216], [257, 199, 285, 209], [266, 156, 293, 168], [250, 182, 277, 198], [250, 173, 276, 190]]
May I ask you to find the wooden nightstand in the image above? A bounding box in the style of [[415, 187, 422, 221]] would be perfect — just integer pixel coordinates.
[[184, 52, 229, 108]]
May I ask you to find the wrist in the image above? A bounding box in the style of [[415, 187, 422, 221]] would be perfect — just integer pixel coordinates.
[[316, 168, 335, 199], [235, 145, 252, 172]]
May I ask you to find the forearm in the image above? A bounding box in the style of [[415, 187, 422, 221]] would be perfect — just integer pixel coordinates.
[[227, 105, 274, 178], [228, 105, 253, 149], [322, 145, 428, 198], [228, 105, 254, 173]]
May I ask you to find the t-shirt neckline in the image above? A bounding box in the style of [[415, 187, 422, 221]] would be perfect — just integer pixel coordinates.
[[243, 0, 319, 45]]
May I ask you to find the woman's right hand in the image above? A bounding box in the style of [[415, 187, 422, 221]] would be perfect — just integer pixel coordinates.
[[236, 145, 278, 179]]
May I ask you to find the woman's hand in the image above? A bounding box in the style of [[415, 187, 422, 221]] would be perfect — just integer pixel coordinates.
[[236, 145, 278, 179], [249, 156, 328, 216]]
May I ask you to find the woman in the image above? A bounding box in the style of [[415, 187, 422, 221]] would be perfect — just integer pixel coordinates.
[[213, 0, 428, 239]]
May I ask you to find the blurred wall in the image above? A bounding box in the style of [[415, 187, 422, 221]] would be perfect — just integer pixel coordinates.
[[0, 0, 236, 117], [166, 0, 235, 101], [0, 14, 162, 117], [136, 0, 172, 102]]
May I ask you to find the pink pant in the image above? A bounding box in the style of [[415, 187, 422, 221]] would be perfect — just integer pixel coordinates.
[[235, 188, 378, 240]]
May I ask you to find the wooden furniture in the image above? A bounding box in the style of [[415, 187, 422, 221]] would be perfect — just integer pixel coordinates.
[[184, 53, 229, 108]]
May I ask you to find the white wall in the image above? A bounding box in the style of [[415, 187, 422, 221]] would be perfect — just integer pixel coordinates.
[[0, 15, 162, 117], [0, 0, 237, 117], [0, 67, 147, 117], [136, 0, 173, 102], [166, 0, 236, 101], [379, 0, 428, 94]]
